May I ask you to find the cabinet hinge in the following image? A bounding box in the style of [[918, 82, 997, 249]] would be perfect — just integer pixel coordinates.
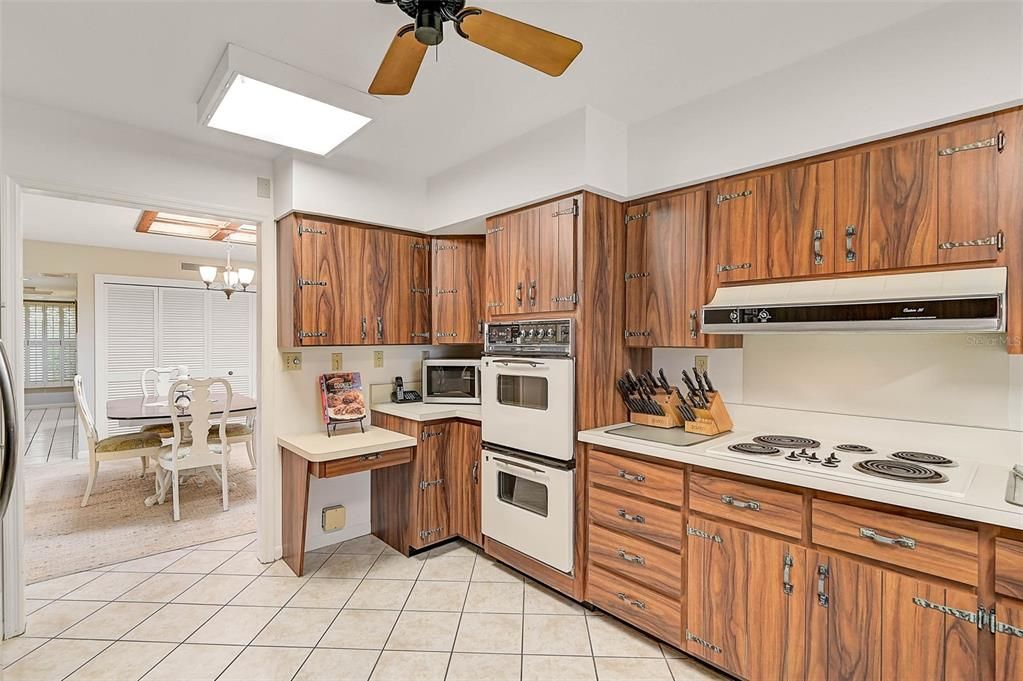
[[938, 130, 1005, 156], [938, 230, 1005, 252], [297, 278, 327, 288], [716, 262, 752, 274], [435, 288, 458, 295], [912, 597, 981, 626], [297, 331, 327, 339], [410, 332, 431, 339], [297, 223, 327, 236], [686, 526, 723, 543], [685, 631, 723, 654], [624, 329, 652, 339], [487, 302, 504, 309], [716, 189, 752, 206], [410, 287, 430, 295], [433, 244, 459, 251], [421, 430, 444, 440], [486, 226, 505, 235], [410, 242, 431, 250], [419, 478, 444, 490], [553, 202, 579, 217], [624, 271, 650, 281], [624, 211, 650, 225], [418, 527, 443, 541], [551, 293, 578, 304]]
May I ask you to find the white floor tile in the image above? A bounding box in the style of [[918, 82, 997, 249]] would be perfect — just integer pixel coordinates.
[[108, 549, 191, 573], [463, 581, 524, 614], [365, 553, 426, 580], [263, 552, 327, 578], [163, 549, 235, 574], [213, 551, 269, 576], [333, 534, 389, 556], [587, 615, 663, 658], [318, 609, 399, 649], [231, 576, 307, 607], [2, 638, 110, 681], [453, 613, 522, 654], [425, 542, 477, 559], [522, 654, 598, 681], [60, 601, 163, 640], [140, 643, 242, 681], [295, 648, 379, 681], [666, 657, 731, 680], [287, 577, 360, 609], [117, 573, 203, 603], [523, 614, 592, 656], [369, 650, 449, 681], [403, 580, 468, 612], [64, 571, 153, 601], [24, 600, 105, 637], [25, 571, 103, 599], [446, 652, 521, 681], [524, 580, 585, 615], [471, 556, 523, 583], [172, 574, 254, 604], [418, 555, 475, 582], [186, 604, 279, 645], [198, 533, 257, 552], [594, 656, 674, 681], [0, 636, 48, 669], [65, 640, 175, 681], [218, 645, 311, 681], [314, 553, 377, 579], [24, 599, 51, 616], [384, 610, 460, 652], [345, 579, 414, 610], [123, 603, 220, 643], [252, 607, 338, 647]]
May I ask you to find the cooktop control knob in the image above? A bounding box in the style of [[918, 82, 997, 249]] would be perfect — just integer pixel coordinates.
[[822, 453, 840, 468], [807, 452, 820, 463], [785, 452, 800, 462]]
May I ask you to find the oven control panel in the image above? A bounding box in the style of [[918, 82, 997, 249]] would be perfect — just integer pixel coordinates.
[[485, 319, 573, 357]]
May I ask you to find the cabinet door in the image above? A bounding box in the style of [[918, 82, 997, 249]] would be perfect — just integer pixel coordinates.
[[767, 160, 835, 278], [339, 224, 372, 345], [834, 153, 871, 273], [448, 421, 482, 546], [459, 238, 486, 344], [624, 196, 686, 346], [867, 135, 938, 270], [408, 235, 432, 343], [996, 599, 1023, 681], [881, 571, 946, 681], [294, 219, 343, 345], [937, 111, 1021, 265], [510, 206, 541, 312], [536, 197, 578, 313], [624, 202, 653, 347], [682, 190, 709, 347], [433, 238, 485, 344], [410, 424, 453, 549], [710, 176, 766, 284]]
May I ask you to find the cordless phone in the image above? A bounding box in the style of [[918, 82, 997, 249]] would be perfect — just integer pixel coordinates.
[[391, 376, 422, 403]]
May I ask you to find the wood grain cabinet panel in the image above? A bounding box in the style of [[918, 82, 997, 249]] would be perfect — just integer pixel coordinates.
[[623, 196, 685, 346], [432, 236, 485, 344], [536, 197, 578, 313], [834, 152, 871, 273], [812, 499, 978, 585], [406, 234, 432, 344], [587, 562, 682, 646], [867, 135, 938, 270], [588, 449, 683, 507], [589, 485, 682, 551], [588, 523, 682, 598], [767, 160, 836, 278], [688, 472, 803, 539], [448, 421, 482, 546], [314, 448, 412, 478], [709, 176, 767, 284], [409, 423, 454, 549], [996, 537, 1023, 599], [996, 599, 1023, 681], [484, 216, 513, 317]]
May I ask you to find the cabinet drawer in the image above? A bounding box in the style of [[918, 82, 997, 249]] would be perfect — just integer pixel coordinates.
[[314, 448, 413, 479], [812, 499, 978, 585], [589, 485, 683, 551], [689, 472, 803, 539], [589, 449, 683, 507], [587, 563, 682, 646], [588, 523, 682, 598], [996, 537, 1023, 599]]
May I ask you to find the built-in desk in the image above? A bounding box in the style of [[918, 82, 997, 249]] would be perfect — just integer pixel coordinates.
[[278, 427, 417, 576]]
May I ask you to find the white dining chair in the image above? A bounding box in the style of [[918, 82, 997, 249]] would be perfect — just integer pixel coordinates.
[[151, 377, 232, 521], [72, 375, 163, 507], [140, 366, 186, 403]]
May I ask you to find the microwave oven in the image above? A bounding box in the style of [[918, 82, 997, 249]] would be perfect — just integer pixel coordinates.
[[422, 359, 482, 404]]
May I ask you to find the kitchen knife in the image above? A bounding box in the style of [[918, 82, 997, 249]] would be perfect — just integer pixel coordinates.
[[680, 369, 698, 394], [701, 367, 716, 393], [643, 369, 661, 393], [657, 368, 673, 394], [616, 378, 638, 413], [693, 367, 709, 401], [677, 401, 696, 421], [625, 369, 641, 393]]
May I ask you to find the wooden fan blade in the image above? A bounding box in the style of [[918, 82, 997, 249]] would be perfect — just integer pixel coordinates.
[[457, 7, 583, 77], [369, 24, 427, 96]]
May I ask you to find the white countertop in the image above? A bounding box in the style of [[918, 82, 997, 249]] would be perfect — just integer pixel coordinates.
[[579, 422, 1023, 530], [278, 426, 417, 463], [372, 401, 482, 422]]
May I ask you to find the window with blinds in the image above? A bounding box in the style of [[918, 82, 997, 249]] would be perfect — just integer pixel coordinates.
[[24, 301, 77, 389], [96, 282, 256, 437]]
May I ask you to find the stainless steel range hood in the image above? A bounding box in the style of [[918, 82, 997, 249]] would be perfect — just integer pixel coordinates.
[[701, 267, 1006, 334]]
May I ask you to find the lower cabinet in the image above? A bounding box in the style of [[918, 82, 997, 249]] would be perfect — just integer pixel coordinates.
[[448, 420, 483, 546], [996, 599, 1023, 681], [409, 422, 453, 550], [686, 518, 807, 681]]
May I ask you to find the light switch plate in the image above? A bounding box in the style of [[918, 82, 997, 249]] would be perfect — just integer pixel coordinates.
[[321, 504, 346, 532], [283, 352, 302, 371], [695, 355, 709, 373], [332, 353, 343, 371], [374, 350, 384, 368]]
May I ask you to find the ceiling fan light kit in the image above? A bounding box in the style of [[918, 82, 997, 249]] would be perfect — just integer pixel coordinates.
[[369, 0, 583, 96]]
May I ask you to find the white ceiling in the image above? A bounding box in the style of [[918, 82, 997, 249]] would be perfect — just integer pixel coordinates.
[[1, 1, 939, 180], [22, 193, 257, 260]]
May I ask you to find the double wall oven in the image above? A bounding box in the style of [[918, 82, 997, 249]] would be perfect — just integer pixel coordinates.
[[481, 319, 576, 574]]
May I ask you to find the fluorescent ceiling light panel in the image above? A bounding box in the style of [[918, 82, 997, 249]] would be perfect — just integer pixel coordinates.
[[199, 44, 380, 156]]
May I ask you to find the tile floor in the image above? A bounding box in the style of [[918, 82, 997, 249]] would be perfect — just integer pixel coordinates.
[[24, 406, 78, 464], [1, 533, 731, 681]]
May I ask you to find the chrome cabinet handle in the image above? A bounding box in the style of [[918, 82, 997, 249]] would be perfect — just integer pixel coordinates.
[[419, 527, 443, 541], [938, 130, 1005, 156], [617, 470, 646, 483], [419, 478, 444, 490], [938, 231, 1005, 252], [716, 262, 752, 274], [0, 341, 19, 518], [376, 316, 383, 340], [845, 225, 857, 262], [617, 509, 645, 524], [716, 189, 752, 205], [471, 461, 479, 484], [360, 317, 367, 340], [782, 553, 794, 595], [515, 282, 523, 307], [859, 527, 916, 549], [720, 494, 761, 511], [528, 281, 537, 307], [817, 564, 829, 607], [689, 310, 698, 339], [297, 331, 327, 339], [616, 549, 646, 565], [616, 592, 646, 609], [813, 229, 824, 265], [360, 454, 381, 462]]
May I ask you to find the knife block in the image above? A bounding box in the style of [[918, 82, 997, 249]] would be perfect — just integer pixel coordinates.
[[629, 391, 686, 429], [684, 392, 734, 436]]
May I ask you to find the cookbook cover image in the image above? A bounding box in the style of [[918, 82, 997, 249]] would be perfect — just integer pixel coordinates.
[[320, 372, 366, 424]]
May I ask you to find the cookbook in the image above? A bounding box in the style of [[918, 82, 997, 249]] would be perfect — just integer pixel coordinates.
[[319, 372, 366, 424]]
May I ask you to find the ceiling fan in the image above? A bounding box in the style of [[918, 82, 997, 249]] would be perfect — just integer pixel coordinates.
[[369, 0, 583, 96]]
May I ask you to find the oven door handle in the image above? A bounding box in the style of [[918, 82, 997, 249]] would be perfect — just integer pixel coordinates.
[[492, 359, 548, 369], [492, 455, 548, 476]]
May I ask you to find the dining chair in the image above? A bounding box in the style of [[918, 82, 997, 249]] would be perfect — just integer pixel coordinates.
[[140, 396, 256, 470], [152, 377, 232, 521], [140, 366, 186, 402], [72, 375, 163, 507]]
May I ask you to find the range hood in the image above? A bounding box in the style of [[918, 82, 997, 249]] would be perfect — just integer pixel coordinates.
[[702, 267, 1006, 334]]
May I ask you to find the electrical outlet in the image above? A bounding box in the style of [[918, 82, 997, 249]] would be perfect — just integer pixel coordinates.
[[695, 355, 709, 373], [321, 504, 346, 532], [374, 350, 384, 368], [331, 353, 343, 371], [282, 352, 302, 371]]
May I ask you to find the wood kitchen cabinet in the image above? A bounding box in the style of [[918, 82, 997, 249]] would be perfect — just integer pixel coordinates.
[[686, 517, 807, 681], [448, 420, 482, 546], [709, 176, 767, 285], [485, 195, 578, 316], [432, 236, 485, 344], [766, 160, 836, 278]]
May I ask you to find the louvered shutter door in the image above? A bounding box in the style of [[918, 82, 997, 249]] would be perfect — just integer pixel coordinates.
[[61, 305, 78, 384], [207, 291, 255, 399], [157, 288, 208, 381], [100, 285, 158, 437], [24, 303, 45, 388]]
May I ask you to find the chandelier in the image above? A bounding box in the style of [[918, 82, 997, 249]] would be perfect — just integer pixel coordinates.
[[198, 243, 254, 299]]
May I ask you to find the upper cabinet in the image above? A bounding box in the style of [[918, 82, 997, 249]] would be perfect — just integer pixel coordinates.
[[709, 176, 767, 284], [432, 236, 485, 344], [486, 195, 579, 316], [766, 160, 835, 278]]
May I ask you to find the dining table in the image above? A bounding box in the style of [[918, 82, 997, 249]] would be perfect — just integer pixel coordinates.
[[106, 394, 258, 427]]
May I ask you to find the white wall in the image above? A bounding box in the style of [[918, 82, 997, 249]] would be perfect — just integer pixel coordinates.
[[654, 334, 1023, 433], [628, 2, 1023, 197]]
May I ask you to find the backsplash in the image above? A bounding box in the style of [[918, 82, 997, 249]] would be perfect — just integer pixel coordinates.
[[654, 334, 1023, 432]]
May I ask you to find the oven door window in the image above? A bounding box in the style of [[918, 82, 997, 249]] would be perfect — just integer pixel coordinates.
[[427, 367, 478, 399], [496, 375, 548, 410], [497, 471, 549, 517]]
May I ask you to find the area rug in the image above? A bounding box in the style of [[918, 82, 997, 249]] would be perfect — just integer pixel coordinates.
[[23, 448, 257, 582]]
